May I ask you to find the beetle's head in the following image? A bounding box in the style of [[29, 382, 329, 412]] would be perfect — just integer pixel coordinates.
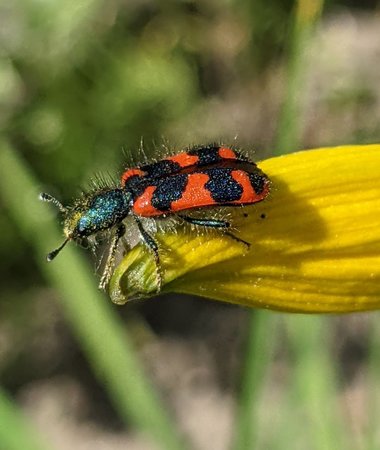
[[40, 188, 132, 261]]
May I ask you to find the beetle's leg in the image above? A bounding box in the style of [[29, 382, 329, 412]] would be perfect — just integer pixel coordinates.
[[133, 216, 162, 292], [178, 214, 251, 248], [99, 223, 125, 290], [178, 215, 230, 228]]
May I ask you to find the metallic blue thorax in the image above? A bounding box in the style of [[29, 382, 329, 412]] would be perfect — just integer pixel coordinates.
[[77, 189, 131, 236]]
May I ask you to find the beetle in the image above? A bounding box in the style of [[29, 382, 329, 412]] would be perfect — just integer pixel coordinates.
[[40, 144, 270, 291]]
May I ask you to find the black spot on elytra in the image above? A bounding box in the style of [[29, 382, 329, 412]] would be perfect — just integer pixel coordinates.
[[249, 172, 266, 195], [204, 168, 242, 203], [188, 146, 222, 165], [260, 213, 266, 219], [151, 174, 188, 211], [140, 159, 181, 179], [123, 175, 148, 199], [243, 213, 248, 218]]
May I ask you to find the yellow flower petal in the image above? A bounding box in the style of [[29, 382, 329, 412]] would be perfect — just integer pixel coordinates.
[[109, 145, 380, 313]]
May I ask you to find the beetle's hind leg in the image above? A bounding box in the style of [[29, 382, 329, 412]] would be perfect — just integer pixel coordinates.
[[99, 223, 125, 290], [178, 214, 251, 248], [133, 216, 163, 292]]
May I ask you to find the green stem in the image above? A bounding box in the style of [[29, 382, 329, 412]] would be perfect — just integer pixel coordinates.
[[275, 0, 324, 155], [234, 2, 331, 449], [0, 387, 49, 450], [274, 1, 347, 447], [283, 316, 348, 450], [232, 312, 278, 450], [0, 140, 185, 450]]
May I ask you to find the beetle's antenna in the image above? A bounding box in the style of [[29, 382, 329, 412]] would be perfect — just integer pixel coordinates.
[[47, 237, 70, 262], [39, 192, 66, 213]]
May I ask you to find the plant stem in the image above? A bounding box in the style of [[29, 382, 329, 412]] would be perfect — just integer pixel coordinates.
[[0, 387, 49, 450]]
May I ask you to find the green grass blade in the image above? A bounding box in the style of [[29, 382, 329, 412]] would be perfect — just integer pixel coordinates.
[[282, 316, 348, 450], [275, 0, 324, 155], [0, 140, 186, 450], [232, 1, 351, 449], [0, 386, 49, 450], [273, 0, 348, 446], [232, 311, 279, 450]]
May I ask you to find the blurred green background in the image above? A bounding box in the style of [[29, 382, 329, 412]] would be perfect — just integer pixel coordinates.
[[1, 1, 380, 449]]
